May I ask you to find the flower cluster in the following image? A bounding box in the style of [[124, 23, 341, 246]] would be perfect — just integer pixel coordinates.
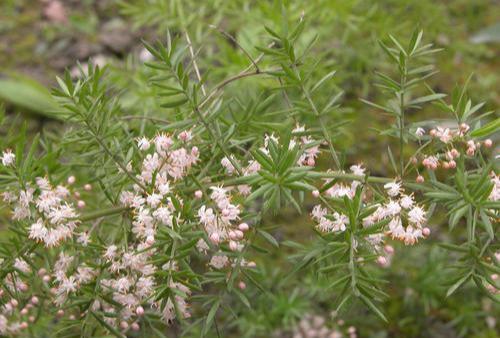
[[414, 123, 493, 176], [3, 176, 85, 247], [364, 181, 430, 245], [310, 165, 366, 233], [198, 186, 249, 250]]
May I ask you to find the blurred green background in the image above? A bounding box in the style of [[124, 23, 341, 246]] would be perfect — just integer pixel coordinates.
[[0, 0, 498, 337]]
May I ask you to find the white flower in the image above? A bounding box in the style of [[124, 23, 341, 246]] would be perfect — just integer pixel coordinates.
[[350, 164, 365, 176], [209, 254, 229, 269], [1, 149, 15, 167], [399, 194, 414, 209], [408, 206, 426, 226], [384, 181, 402, 197], [137, 137, 150, 151]]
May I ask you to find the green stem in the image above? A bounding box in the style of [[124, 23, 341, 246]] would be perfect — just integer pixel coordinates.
[[79, 206, 128, 222]]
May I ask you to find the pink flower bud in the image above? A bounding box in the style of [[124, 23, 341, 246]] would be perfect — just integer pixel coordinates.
[[228, 231, 237, 240], [222, 208, 230, 217], [238, 223, 249, 232], [229, 240, 238, 251], [20, 322, 28, 329], [422, 227, 431, 237], [21, 308, 28, 315], [450, 148, 459, 158], [312, 190, 320, 198], [234, 230, 244, 240], [57, 309, 64, 317], [307, 157, 315, 166], [19, 283, 28, 292], [442, 162, 450, 169], [74, 191, 81, 198], [238, 281, 246, 290], [120, 321, 129, 329], [429, 129, 437, 137], [466, 147, 475, 156], [416, 175, 424, 183], [136, 306, 144, 316], [247, 261, 256, 268], [384, 245, 394, 254], [484, 139, 493, 148], [69, 315, 75, 320], [28, 316, 35, 323], [67, 176, 76, 185], [194, 190, 203, 199], [491, 274, 498, 281], [376, 256, 387, 266], [146, 236, 155, 246], [131, 323, 140, 331], [0, 289, 3, 296], [31, 296, 39, 305], [191, 146, 199, 156], [10, 299, 18, 307], [38, 268, 47, 276], [448, 160, 456, 169], [209, 232, 220, 244], [77, 200, 86, 209], [84, 184, 92, 191], [43, 275, 51, 283]]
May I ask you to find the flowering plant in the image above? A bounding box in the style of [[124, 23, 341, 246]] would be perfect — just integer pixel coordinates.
[[0, 17, 498, 337]]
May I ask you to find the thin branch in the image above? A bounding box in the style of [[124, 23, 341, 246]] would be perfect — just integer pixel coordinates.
[[210, 25, 260, 72], [185, 31, 207, 96]]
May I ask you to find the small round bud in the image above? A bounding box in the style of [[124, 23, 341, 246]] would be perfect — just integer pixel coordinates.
[[429, 129, 437, 137], [10, 299, 18, 307], [307, 157, 315, 166], [234, 230, 244, 240], [209, 233, 220, 244], [229, 240, 238, 251], [247, 261, 256, 268], [74, 191, 81, 198], [238, 281, 246, 290], [491, 274, 498, 281], [20, 322, 28, 329], [38, 268, 47, 276], [422, 227, 431, 237], [376, 256, 387, 266], [131, 322, 140, 331], [57, 309, 64, 317], [77, 200, 86, 209], [416, 175, 424, 183], [26, 304, 33, 309], [484, 139, 493, 148], [120, 321, 129, 329], [31, 296, 39, 305], [442, 162, 450, 169], [43, 275, 51, 283], [67, 176, 76, 185], [221, 208, 230, 217], [450, 148, 459, 158], [19, 283, 28, 292], [28, 316, 35, 323], [69, 315, 75, 320], [384, 245, 394, 254], [145, 236, 155, 246], [228, 231, 237, 240], [194, 190, 203, 199], [21, 308, 28, 315], [312, 190, 320, 198], [448, 160, 456, 169], [238, 223, 249, 232], [191, 146, 199, 156], [136, 306, 144, 316], [84, 184, 92, 191]]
